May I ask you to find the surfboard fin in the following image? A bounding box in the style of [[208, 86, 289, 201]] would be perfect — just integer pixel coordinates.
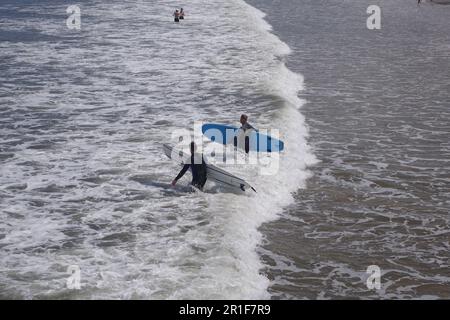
[[240, 184, 257, 193]]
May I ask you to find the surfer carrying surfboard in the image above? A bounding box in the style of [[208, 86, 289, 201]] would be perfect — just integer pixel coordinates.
[[234, 114, 256, 153], [171, 142, 207, 190]]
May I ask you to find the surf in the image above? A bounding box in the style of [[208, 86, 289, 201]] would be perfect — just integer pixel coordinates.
[[0, 0, 316, 299], [188, 0, 318, 298]]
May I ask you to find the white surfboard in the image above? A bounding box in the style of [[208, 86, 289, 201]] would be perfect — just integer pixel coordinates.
[[163, 144, 256, 192]]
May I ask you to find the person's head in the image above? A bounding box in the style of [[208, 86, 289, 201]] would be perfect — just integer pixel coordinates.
[[190, 141, 196, 154], [180, 8, 183, 12], [240, 114, 248, 125], [175, 9, 179, 12]]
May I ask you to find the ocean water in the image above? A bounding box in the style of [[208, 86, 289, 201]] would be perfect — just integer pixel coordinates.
[[248, 0, 450, 299], [0, 0, 448, 300], [0, 0, 315, 299]]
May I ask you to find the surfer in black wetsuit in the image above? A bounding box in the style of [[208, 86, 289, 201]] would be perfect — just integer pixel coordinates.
[[234, 114, 256, 153], [240, 114, 255, 132], [171, 142, 207, 190]]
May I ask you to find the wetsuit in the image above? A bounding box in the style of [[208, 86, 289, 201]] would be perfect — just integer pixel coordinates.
[[174, 154, 207, 189], [234, 122, 256, 153], [241, 122, 255, 132]]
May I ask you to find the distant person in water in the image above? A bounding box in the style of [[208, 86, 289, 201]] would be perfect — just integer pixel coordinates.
[[173, 9, 180, 22], [234, 114, 256, 153], [179, 8, 185, 19], [171, 142, 207, 190]]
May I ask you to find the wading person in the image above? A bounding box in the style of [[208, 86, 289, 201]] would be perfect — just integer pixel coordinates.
[[171, 142, 207, 190], [173, 9, 180, 22], [234, 114, 256, 153]]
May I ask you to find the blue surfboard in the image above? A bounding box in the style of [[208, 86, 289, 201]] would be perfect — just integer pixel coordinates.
[[201, 123, 284, 152]]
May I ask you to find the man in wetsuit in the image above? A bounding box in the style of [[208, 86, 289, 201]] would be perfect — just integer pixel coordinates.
[[234, 114, 256, 153], [171, 142, 207, 190], [239, 114, 255, 132]]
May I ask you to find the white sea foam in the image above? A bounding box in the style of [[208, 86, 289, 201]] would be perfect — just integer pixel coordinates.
[[0, 0, 316, 299]]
